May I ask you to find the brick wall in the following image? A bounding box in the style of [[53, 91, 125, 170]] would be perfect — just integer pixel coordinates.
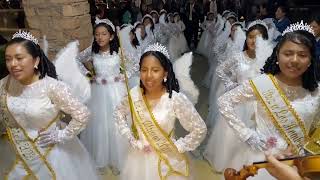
[[22, 0, 93, 59]]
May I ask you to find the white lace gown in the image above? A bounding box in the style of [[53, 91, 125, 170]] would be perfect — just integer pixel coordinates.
[[205, 51, 261, 172], [216, 75, 320, 179], [77, 47, 128, 171], [196, 20, 215, 57], [0, 76, 98, 180], [114, 87, 207, 180]]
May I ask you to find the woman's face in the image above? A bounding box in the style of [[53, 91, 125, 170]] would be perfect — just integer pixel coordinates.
[[278, 40, 311, 79], [246, 29, 262, 51], [5, 43, 39, 84], [140, 55, 167, 93], [174, 15, 180, 22], [94, 26, 113, 48]]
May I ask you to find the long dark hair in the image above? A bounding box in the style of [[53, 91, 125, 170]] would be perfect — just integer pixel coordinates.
[[130, 28, 140, 48], [5, 38, 57, 79], [139, 51, 179, 98], [92, 23, 119, 55], [243, 24, 269, 51], [262, 30, 318, 92]]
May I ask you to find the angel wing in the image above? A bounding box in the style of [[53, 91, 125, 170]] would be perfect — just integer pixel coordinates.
[[254, 36, 274, 71], [173, 52, 199, 104], [54, 41, 91, 103]]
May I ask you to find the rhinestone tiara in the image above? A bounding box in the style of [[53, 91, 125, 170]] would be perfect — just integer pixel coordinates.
[[12, 30, 39, 45], [282, 20, 315, 36], [144, 43, 170, 59], [95, 17, 115, 32], [247, 20, 268, 31]]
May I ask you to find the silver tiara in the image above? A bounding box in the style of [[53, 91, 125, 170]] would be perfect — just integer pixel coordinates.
[[282, 20, 315, 36], [95, 17, 115, 32], [12, 30, 39, 45], [144, 43, 170, 59], [247, 20, 268, 31]]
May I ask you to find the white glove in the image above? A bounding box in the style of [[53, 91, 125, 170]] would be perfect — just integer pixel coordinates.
[[246, 131, 267, 151], [129, 137, 143, 150], [38, 128, 70, 148]]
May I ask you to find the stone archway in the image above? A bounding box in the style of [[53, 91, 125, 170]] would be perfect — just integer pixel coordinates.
[[22, 0, 93, 58]]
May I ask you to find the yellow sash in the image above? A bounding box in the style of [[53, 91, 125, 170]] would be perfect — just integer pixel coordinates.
[[249, 74, 308, 155], [0, 77, 60, 180], [129, 87, 189, 179]]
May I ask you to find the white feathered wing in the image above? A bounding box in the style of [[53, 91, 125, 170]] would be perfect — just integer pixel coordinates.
[[54, 41, 91, 103], [254, 36, 274, 71], [173, 52, 199, 104]]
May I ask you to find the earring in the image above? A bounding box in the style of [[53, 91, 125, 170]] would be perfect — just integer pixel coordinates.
[[164, 77, 167, 83], [34, 65, 38, 69], [276, 61, 279, 65]]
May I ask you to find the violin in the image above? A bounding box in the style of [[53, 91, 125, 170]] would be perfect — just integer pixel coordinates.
[[224, 155, 320, 180]]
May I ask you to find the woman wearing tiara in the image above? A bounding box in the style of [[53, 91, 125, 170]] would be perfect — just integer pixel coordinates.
[[114, 43, 207, 180], [77, 19, 128, 174], [205, 20, 272, 172], [219, 21, 320, 179], [0, 31, 98, 179]]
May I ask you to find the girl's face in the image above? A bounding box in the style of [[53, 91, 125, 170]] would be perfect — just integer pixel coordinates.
[[174, 15, 180, 23], [140, 55, 167, 93], [94, 26, 113, 48], [277, 40, 311, 79], [5, 43, 39, 84], [207, 14, 214, 21], [129, 31, 135, 42], [137, 24, 146, 38], [230, 25, 239, 41], [143, 18, 152, 27], [246, 29, 262, 51]]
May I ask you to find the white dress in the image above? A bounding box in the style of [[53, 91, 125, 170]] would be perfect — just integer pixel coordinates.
[[216, 75, 320, 179], [77, 47, 128, 172], [205, 51, 261, 172], [0, 76, 98, 180], [114, 87, 207, 180], [196, 20, 215, 57]]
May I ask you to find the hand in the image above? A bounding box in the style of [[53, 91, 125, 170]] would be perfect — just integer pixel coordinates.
[[101, 79, 107, 85], [38, 129, 62, 148], [90, 76, 96, 84], [246, 131, 267, 151], [265, 152, 304, 180], [274, 145, 294, 159], [114, 76, 121, 82], [143, 145, 152, 153]]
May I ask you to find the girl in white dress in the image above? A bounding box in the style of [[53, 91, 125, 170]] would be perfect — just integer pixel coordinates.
[[174, 13, 189, 56], [78, 19, 128, 174], [218, 22, 320, 179], [197, 12, 216, 57], [114, 43, 207, 180], [205, 21, 271, 172], [0, 32, 98, 180]]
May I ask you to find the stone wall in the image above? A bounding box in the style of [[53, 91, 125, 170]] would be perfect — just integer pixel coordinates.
[[22, 0, 93, 59]]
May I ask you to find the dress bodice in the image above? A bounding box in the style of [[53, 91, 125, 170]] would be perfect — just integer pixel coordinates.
[[114, 87, 207, 153], [92, 52, 121, 78], [218, 75, 320, 154], [0, 76, 90, 140]]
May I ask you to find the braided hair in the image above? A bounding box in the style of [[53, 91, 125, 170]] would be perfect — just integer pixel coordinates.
[[5, 38, 57, 79], [139, 51, 179, 98], [262, 30, 318, 92], [92, 23, 119, 55]]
